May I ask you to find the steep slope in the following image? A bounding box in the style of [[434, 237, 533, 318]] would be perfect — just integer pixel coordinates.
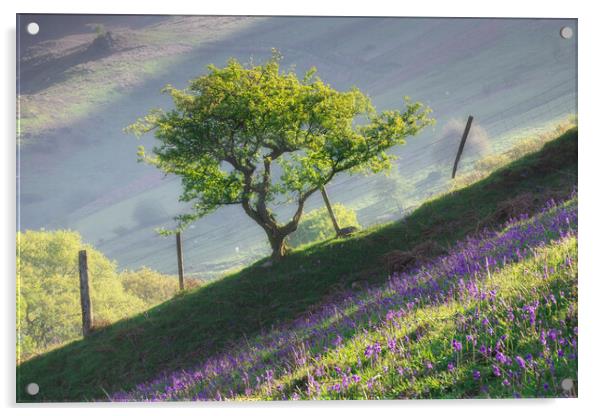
[[17, 129, 577, 402], [111, 197, 578, 400]]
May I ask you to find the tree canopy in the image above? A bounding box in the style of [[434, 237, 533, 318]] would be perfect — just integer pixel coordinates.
[[128, 51, 434, 258], [16, 230, 185, 361]]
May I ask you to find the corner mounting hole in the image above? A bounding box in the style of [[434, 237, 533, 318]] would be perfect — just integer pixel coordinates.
[[561, 378, 574, 391], [26, 22, 40, 36], [26, 382, 39, 395], [560, 26, 573, 39]]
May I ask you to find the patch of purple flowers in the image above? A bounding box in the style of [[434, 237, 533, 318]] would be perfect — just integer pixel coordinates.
[[107, 196, 577, 401]]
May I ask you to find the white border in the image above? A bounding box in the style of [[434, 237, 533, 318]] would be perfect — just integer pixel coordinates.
[[2, 1, 601, 415]]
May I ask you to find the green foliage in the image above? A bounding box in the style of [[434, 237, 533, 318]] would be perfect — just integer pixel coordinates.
[[121, 267, 180, 305], [128, 51, 433, 256], [94, 24, 106, 36], [287, 204, 360, 247], [16, 230, 179, 361], [121, 267, 202, 303]]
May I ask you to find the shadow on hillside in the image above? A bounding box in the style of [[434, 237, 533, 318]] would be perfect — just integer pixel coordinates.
[[20, 32, 145, 95], [18, 15, 169, 51]]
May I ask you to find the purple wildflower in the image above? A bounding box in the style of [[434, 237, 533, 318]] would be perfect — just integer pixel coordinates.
[[479, 345, 487, 355], [364, 345, 374, 359], [452, 339, 463, 352], [515, 356, 527, 369], [496, 351, 508, 364], [387, 338, 396, 351]]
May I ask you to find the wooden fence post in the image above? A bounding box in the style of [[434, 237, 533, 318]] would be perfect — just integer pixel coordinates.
[[78, 250, 92, 337], [176, 232, 184, 291], [451, 115, 474, 179], [320, 185, 342, 236]]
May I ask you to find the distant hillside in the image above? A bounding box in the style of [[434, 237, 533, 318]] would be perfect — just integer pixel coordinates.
[[17, 128, 577, 402], [17, 16, 577, 277]]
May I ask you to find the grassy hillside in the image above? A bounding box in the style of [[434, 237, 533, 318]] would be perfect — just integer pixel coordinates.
[[112, 198, 577, 400], [16, 128, 577, 402]]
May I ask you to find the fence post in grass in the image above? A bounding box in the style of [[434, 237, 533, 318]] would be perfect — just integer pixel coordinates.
[[176, 231, 185, 291], [320, 185, 342, 237], [78, 250, 92, 338], [451, 115, 474, 179]]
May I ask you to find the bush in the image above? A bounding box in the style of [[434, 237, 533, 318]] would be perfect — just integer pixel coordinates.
[[287, 204, 360, 248], [121, 267, 181, 305], [431, 119, 491, 165], [16, 230, 180, 361]]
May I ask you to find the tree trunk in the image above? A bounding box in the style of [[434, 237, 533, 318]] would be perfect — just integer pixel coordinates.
[[320, 185, 342, 236], [267, 230, 288, 260]]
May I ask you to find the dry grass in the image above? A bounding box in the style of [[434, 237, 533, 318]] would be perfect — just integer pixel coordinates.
[[452, 117, 576, 189], [382, 240, 445, 274]]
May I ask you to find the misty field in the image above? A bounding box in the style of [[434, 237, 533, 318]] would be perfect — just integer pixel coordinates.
[[18, 16, 577, 278]]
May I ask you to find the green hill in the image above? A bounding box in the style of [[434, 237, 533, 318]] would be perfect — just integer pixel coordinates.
[[17, 128, 577, 402], [112, 200, 578, 400]]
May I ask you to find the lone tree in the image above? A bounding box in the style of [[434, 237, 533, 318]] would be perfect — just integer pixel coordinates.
[[128, 52, 434, 259]]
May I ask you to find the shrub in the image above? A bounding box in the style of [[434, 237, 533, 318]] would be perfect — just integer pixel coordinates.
[[121, 268, 202, 304], [287, 204, 360, 248], [16, 230, 181, 361], [431, 119, 491, 165], [121, 267, 180, 305]]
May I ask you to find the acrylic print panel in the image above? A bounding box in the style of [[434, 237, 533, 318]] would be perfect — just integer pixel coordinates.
[[16, 14, 577, 402]]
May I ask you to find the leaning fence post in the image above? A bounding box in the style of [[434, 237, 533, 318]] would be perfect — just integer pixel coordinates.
[[78, 250, 92, 337], [452, 115, 474, 179], [320, 185, 342, 236], [176, 232, 185, 291]]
